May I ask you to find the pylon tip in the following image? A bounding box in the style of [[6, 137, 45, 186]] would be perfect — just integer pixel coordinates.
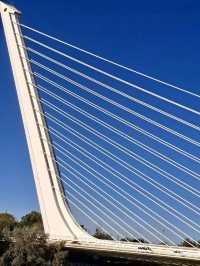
[[0, 1, 21, 15]]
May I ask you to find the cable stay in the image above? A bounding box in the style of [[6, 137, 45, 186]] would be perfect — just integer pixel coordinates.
[[18, 23, 200, 100], [10, 20, 200, 246]]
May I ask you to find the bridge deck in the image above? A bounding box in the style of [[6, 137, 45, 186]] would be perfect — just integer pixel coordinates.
[[64, 240, 200, 264]]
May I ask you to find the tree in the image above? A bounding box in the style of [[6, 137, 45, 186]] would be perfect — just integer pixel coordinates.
[[80, 225, 87, 232], [0, 223, 70, 266], [138, 238, 148, 244], [121, 237, 139, 243], [181, 238, 198, 248], [0, 213, 16, 233], [51, 243, 69, 266], [93, 228, 113, 240], [52, 251, 69, 266], [0, 228, 10, 257], [0, 227, 51, 266], [18, 211, 43, 231]]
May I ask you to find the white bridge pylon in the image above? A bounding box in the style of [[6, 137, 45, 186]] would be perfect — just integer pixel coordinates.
[[1, 2, 200, 263], [0, 1, 92, 241]]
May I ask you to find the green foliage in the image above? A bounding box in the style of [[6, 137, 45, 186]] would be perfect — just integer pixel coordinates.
[[93, 228, 113, 240], [0, 210, 199, 265], [0, 213, 16, 233], [0, 237, 10, 257], [80, 224, 87, 232], [181, 238, 200, 248], [0, 227, 50, 266], [18, 211, 43, 230], [120, 237, 139, 242], [52, 250, 69, 266], [0, 229, 70, 265], [49, 241, 69, 266], [138, 238, 148, 243]]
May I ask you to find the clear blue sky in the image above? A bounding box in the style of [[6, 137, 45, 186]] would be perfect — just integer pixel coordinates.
[[1, 0, 200, 242]]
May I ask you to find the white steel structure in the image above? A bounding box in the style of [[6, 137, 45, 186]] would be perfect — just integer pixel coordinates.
[[1, 2, 200, 263], [0, 1, 92, 241]]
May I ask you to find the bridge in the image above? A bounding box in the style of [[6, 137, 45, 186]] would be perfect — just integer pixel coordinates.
[[1, 1, 200, 264]]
